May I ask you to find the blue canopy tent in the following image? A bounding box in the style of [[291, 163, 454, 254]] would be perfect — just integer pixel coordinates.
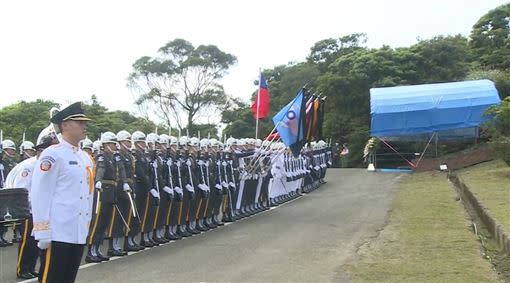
[[369, 79, 501, 169]]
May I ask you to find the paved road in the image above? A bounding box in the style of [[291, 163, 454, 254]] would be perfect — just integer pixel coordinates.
[[1, 169, 402, 283]]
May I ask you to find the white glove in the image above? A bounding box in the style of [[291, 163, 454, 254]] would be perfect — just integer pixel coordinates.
[[166, 160, 173, 166], [222, 181, 228, 188], [149, 189, 160, 198], [95, 181, 102, 189], [123, 183, 131, 192], [185, 184, 195, 193], [198, 184, 209, 191], [163, 186, 173, 195], [215, 184, 223, 190], [198, 160, 204, 166], [174, 186, 183, 195], [152, 161, 158, 169], [186, 160, 192, 166], [229, 182, 236, 188], [37, 240, 51, 250]]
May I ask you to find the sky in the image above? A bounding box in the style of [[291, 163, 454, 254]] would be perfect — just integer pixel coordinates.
[[0, 0, 507, 124]]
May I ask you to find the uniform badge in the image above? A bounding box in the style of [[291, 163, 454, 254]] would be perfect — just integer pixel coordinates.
[[39, 156, 55, 172], [21, 169, 29, 177], [40, 160, 52, 171]]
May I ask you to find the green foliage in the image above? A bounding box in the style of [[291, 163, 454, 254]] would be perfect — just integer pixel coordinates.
[[0, 97, 158, 144], [0, 100, 59, 145], [485, 97, 510, 164], [410, 35, 471, 83], [469, 3, 510, 70], [221, 97, 256, 138]]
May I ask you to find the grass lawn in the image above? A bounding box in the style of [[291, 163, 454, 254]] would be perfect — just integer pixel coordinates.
[[345, 171, 499, 282], [458, 160, 510, 231]]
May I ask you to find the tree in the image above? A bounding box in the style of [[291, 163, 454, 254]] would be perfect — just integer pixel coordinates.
[[128, 39, 237, 133], [83, 95, 158, 140], [0, 100, 59, 145], [307, 33, 367, 72], [221, 97, 254, 138], [485, 96, 510, 164], [410, 35, 471, 83], [469, 3, 510, 70]]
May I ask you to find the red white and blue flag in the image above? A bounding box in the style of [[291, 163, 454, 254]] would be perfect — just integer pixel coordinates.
[[251, 73, 270, 120]]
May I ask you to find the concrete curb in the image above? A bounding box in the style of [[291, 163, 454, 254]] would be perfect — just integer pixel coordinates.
[[448, 173, 510, 254]]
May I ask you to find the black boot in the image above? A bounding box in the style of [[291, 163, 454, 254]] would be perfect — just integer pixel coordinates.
[[85, 246, 102, 263], [178, 225, 192, 237]]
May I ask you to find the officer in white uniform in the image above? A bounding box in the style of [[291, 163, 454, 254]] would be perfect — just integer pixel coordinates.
[[7, 131, 59, 279], [31, 102, 93, 283]]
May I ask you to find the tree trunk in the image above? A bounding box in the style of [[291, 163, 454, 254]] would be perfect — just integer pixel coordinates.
[[187, 111, 194, 135]]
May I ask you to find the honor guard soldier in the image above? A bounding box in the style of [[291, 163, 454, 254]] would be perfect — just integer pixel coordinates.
[[140, 133, 162, 246], [190, 137, 209, 232], [86, 132, 129, 262], [30, 102, 93, 283], [209, 138, 225, 226], [176, 136, 196, 236], [106, 132, 134, 256], [80, 138, 94, 157], [19, 141, 36, 161], [199, 138, 218, 229], [116, 131, 144, 252], [7, 130, 59, 279], [156, 134, 181, 241], [0, 139, 18, 246], [166, 136, 184, 239]]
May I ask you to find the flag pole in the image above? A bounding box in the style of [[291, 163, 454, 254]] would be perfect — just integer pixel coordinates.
[[255, 70, 262, 140]]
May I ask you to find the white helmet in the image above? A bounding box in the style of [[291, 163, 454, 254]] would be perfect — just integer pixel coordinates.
[[262, 140, 271, 147], [146, 133, 159, 144], [116, 130, 131, 142], [80, 138, 93, 150], [189, 137, 200, 147], [36, 124, 57, 146], [158, 134, 170, 146], [209, 138, 219, 147], [169, 136, 178, 145], [93, 140, 102, 152], [101, 131, 118, 144], [255, 139, 262, 147], [20, 141, 35, 151], [237, 138, 246, 146], [132, 131, 146, 143], [200, 138, 210, 148], [226, 137, 237, 146], [179, 136, 189, 146], [1, 139, 16, 150]]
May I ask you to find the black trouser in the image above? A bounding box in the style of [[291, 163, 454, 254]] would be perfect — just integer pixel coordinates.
[[179, 187, 193, 225], [155, 194, 171, 230], [130, 187, 147, 237], [88, 192, 114, 246], [17, 217, 38, 276], [112, 188, 131, 238], [140, 193, 157, 234], [39, 241, 84, 283]]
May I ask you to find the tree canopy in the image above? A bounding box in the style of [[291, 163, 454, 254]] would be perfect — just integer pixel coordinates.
[[128, 38, 237, 134]]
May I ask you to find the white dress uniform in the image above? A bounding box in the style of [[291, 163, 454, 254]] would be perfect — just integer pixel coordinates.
[[5, 156, 36, 190], [31, 139, 94, 244]]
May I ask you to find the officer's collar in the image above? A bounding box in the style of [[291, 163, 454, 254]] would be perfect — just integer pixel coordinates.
[[61, 138, 80, 153]]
